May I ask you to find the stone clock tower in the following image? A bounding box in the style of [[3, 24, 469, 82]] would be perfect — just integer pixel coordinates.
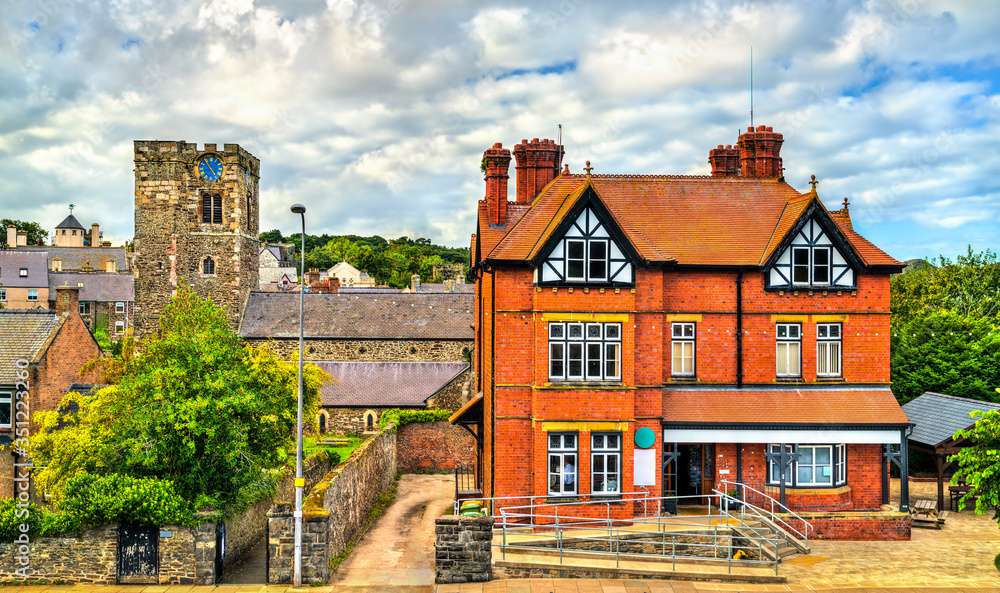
[[133, 141, 260, 338]]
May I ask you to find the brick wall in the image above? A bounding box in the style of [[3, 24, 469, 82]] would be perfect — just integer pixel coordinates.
[[245, 337, 471, 363], [32, 312, 101, 422], [397, 421, 476, 472], [783, 511, 911, 541]]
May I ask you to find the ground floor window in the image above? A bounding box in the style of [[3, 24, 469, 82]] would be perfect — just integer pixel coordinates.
[[768, 443, 847, 487], [0, 390, 10, 428], [548, 433, 577, 496], [591, 433, 620, 495]]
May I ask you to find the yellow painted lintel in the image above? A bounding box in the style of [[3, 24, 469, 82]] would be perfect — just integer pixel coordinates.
[[540, 312, 630, 322], [664, 314, 703, 322], [812, 314, 849, 322], [538, 421, 630, 432], [771, 314, 809, 323]]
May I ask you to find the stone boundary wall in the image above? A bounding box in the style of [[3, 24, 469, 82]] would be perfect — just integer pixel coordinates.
[[784, 511, 911, 541], [397, 421, 476, 472], [435, 516, 493, 583], [268, 424, 398, 584], [223, 454, 331, 570]]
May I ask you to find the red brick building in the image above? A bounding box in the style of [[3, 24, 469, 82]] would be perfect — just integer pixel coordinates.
[[456, 127, 912, 540]]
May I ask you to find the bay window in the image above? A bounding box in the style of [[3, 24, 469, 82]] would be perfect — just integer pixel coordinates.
[[768, 443, 847, 487]]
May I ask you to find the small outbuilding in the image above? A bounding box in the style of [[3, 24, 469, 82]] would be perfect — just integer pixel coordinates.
[[901, 392, 1000, 511]]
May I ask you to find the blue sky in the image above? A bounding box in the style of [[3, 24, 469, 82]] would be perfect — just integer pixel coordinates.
[[1, 0, 998, 261]]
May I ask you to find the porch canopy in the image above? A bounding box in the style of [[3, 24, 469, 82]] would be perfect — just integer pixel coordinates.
[[901, 391, 1000, 511], [662, 387, 912, 508]]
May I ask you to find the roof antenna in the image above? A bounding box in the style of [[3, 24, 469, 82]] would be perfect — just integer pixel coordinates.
[[558, 123, 562, 146], [750, 45, 754, 129]]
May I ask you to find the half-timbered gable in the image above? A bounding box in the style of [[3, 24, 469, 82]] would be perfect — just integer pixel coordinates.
[[764, 204, 862, 290]]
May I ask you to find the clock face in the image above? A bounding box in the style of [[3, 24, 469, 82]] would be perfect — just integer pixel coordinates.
[[198, 156, 224, 181]]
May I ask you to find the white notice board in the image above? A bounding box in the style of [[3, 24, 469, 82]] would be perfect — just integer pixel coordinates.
[[633, 448, 656, 486]]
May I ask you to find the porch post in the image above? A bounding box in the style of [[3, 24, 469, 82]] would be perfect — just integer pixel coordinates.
[[779, 443, 787, 506], [881, 444, 890, 505], [736, 443, 743, 485], [899, 429, 910, 513], [934, 451, 945, 512]]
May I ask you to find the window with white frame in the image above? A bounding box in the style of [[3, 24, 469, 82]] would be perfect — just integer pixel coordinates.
[[115, 321, 125, 335], [591, 433, 621, 495], [0, 390, 11, 428], [115, 302, 125, 314], [548, 433, 577, 496], [768, 443, 847, 487], [0, 289, 5, 302], [548, 322, 621, 382], [792, 246, 831, 285], [19, 267, 28, 278], [817, 323, 842, 377], [538, 206, 634, 285], [776, 324, 801, 377], [79, 302, 91, 315], [27, 290, 38, 302], [671, 323, 695, 376]]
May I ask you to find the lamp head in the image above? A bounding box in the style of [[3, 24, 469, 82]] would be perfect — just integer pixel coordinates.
[[290, 203, 306, 214]]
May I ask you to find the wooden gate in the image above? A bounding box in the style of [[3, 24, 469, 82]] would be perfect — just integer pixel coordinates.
[[118, 523, 158, 584]]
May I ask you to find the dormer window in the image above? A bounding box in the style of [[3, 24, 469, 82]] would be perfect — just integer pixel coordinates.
[[792, 246, 831, 285], [538, 204, 635, 286], [565, 238, 608, 282], [767, 216, 855, 290], [19, 268, 27, 278]]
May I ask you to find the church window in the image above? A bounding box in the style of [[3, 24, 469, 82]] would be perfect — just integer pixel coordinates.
[[203, 257, 215, 275]]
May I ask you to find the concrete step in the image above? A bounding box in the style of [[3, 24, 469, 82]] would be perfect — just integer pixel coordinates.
[[492, 546, 785, 584]]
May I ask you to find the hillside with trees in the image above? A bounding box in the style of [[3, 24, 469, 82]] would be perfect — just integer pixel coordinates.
[[890, 247, 1000, 404], [259, 230, 470, 287]]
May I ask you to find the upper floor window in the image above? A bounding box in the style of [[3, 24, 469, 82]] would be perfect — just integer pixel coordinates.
[[548, 322, 621, 382], [202, 193, 223, 224], [79, 302, 91, 315], [539, 205, 633, 285], [817, 323, 842, 377], [0, 289, 6, 302], [792, 246, 830, 285], [203, 257, 216, 275], [776, 323, 801, 377], [767, 216, 855, 289], [115, 302, 126, 314], [19, 267, 27, 277], [671, 323, 695, 376], [27, 290, 38, 302]]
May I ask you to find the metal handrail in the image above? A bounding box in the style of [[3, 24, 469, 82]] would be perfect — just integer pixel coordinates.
[[454, 489, 666, 516], [495, 494, 782, 576], [720, 480, 813, 542]]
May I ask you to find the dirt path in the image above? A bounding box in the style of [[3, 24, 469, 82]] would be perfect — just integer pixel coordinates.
[[330, 473, 454, 589]]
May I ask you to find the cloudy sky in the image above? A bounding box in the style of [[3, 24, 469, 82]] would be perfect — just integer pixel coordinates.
[[1, 0, 998, 261]]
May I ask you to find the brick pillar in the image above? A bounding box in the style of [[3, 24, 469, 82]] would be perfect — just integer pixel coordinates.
[[267, 502, 330, 584]]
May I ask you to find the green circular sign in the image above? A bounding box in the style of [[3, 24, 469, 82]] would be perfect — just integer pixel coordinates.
[[634, 427, 656, 449]]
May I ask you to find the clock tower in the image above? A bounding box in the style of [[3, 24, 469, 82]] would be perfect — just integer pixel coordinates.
[[133, 141, 260, 338]]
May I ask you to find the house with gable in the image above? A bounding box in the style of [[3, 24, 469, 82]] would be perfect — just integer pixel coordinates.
[[455, 128, 912, 540]]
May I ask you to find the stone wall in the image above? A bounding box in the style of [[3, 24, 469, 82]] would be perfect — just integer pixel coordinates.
[[0, 525, 118, 583], [426, 370, 472, 411], [157, 524, 197, 584], [246, 337, 471, 363], [266, 502, 330, 584], [397, 421, 476, 472], [321, 406, 396, 434], [222, 453, 332, 571], [434, 516, 493, 583]]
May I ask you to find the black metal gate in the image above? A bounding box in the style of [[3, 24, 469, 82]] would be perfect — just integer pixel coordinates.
[[215, 522, 226, 583], [118, 523, 158, 584]]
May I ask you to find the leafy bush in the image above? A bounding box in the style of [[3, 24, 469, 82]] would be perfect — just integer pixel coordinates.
[[0, 499, 55, 539], [56, 473, 196, 531], [378, 408, 452, 430]]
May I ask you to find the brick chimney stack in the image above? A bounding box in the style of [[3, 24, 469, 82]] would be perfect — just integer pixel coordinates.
[[54, 285, 80, 316], [737, 125, 784, 178], [483, 143, 512, 227], [708, 144, 740, 177], [513, 138, 564, 203]]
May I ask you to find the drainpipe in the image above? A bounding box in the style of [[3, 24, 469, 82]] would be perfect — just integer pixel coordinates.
[[489, 264, 497, 502], [736, 270, 744, 389]]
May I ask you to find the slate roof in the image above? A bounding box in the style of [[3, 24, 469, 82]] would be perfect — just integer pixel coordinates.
[[902, 392, 1000, 447], [314, 361, 469, 407], [480, 173, 901, 269], [48, 272, 134, 302], [55, 214, 85, 230], [415, 283, 475, 293], [15, 246, 129, 272], [662, 388, 909, 425], [0, 251, 49, 287], [239, 292, 474, 340], [0, 310, 65, 383]]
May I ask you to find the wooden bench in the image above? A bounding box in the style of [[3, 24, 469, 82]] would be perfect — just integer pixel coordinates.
[[911, 499, 948, 529]]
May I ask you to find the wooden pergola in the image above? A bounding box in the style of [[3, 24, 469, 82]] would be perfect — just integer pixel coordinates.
[[902, 392, 1000, 511]]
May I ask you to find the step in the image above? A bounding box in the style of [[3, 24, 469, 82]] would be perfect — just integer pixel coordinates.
[[493, 547, 786, 584]]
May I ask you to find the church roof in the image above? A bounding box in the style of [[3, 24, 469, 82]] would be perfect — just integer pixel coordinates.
[[55, 214, 86, 230], [314, 362, 469, 407]]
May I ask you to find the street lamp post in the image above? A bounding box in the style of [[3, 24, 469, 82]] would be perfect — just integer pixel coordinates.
[[290, 203, 306, 587]]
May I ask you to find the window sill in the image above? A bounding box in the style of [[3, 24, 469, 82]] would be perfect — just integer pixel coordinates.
[[775, 377, 804, 383], [816, 376, 845, 382], [766, 485, 850, 495], [544, 496, 581, 503], [669, 376, 698, 383], [539, 383, 634, 391]]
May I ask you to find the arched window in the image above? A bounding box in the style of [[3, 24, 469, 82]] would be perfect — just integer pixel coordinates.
[[202, 193, 223, 224], [203, 257, 215, 275], [319, 414, 327, 434], [366, 414, 374, 431]]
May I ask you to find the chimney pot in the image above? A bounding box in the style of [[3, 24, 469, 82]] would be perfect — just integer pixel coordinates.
[[483, 143, 512, 226], [513, 136, 565, 204], [532, 138, 539, 143]]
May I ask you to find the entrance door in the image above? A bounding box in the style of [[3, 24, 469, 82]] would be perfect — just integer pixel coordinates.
[[672, 444, 715, 505], [118, 523, 158, 584]]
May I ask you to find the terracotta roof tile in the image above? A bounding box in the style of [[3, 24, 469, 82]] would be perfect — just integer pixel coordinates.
[[663, 388, 909, 425]]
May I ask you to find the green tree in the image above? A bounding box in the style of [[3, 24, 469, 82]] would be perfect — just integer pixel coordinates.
[[951, 400, 1000, 520], [259, 229, 284, 244], [892, 247, 1000, 325], [31, 285, 328, 514], [890, 311, 1000, 404], [0, 219, 48, 248]]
